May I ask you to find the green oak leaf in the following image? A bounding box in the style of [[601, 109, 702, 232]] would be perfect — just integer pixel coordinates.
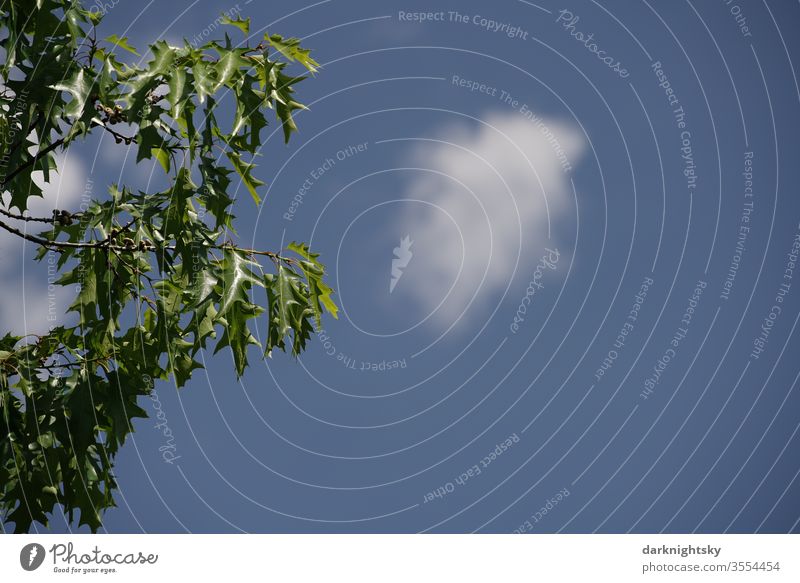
[[226, 150, 265, 205], [105, 34, 140, 56]]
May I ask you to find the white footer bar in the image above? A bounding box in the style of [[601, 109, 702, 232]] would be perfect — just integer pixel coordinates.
[[1, 534, 798, 582]]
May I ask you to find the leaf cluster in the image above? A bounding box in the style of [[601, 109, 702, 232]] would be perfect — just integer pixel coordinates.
[[0, 0, 336, 532]]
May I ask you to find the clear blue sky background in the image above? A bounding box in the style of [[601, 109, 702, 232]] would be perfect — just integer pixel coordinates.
[[12, 0, 800, 533]]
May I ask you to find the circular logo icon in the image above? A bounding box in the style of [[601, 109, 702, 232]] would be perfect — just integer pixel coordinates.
[[20, 543, 46, 571]]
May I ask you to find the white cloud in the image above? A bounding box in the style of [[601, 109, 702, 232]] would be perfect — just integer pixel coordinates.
[[394, 110, 585, 326], [0, 152, 87, 335], [0, 267, 75, 337]]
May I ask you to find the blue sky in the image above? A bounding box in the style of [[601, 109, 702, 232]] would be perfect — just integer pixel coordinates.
[[6, 0, 800, 533]]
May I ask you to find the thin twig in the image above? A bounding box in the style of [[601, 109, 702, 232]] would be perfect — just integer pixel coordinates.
[[0, 207, 56, 224], [1, 138, 64, 187], [0, 216, 296, 264]]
